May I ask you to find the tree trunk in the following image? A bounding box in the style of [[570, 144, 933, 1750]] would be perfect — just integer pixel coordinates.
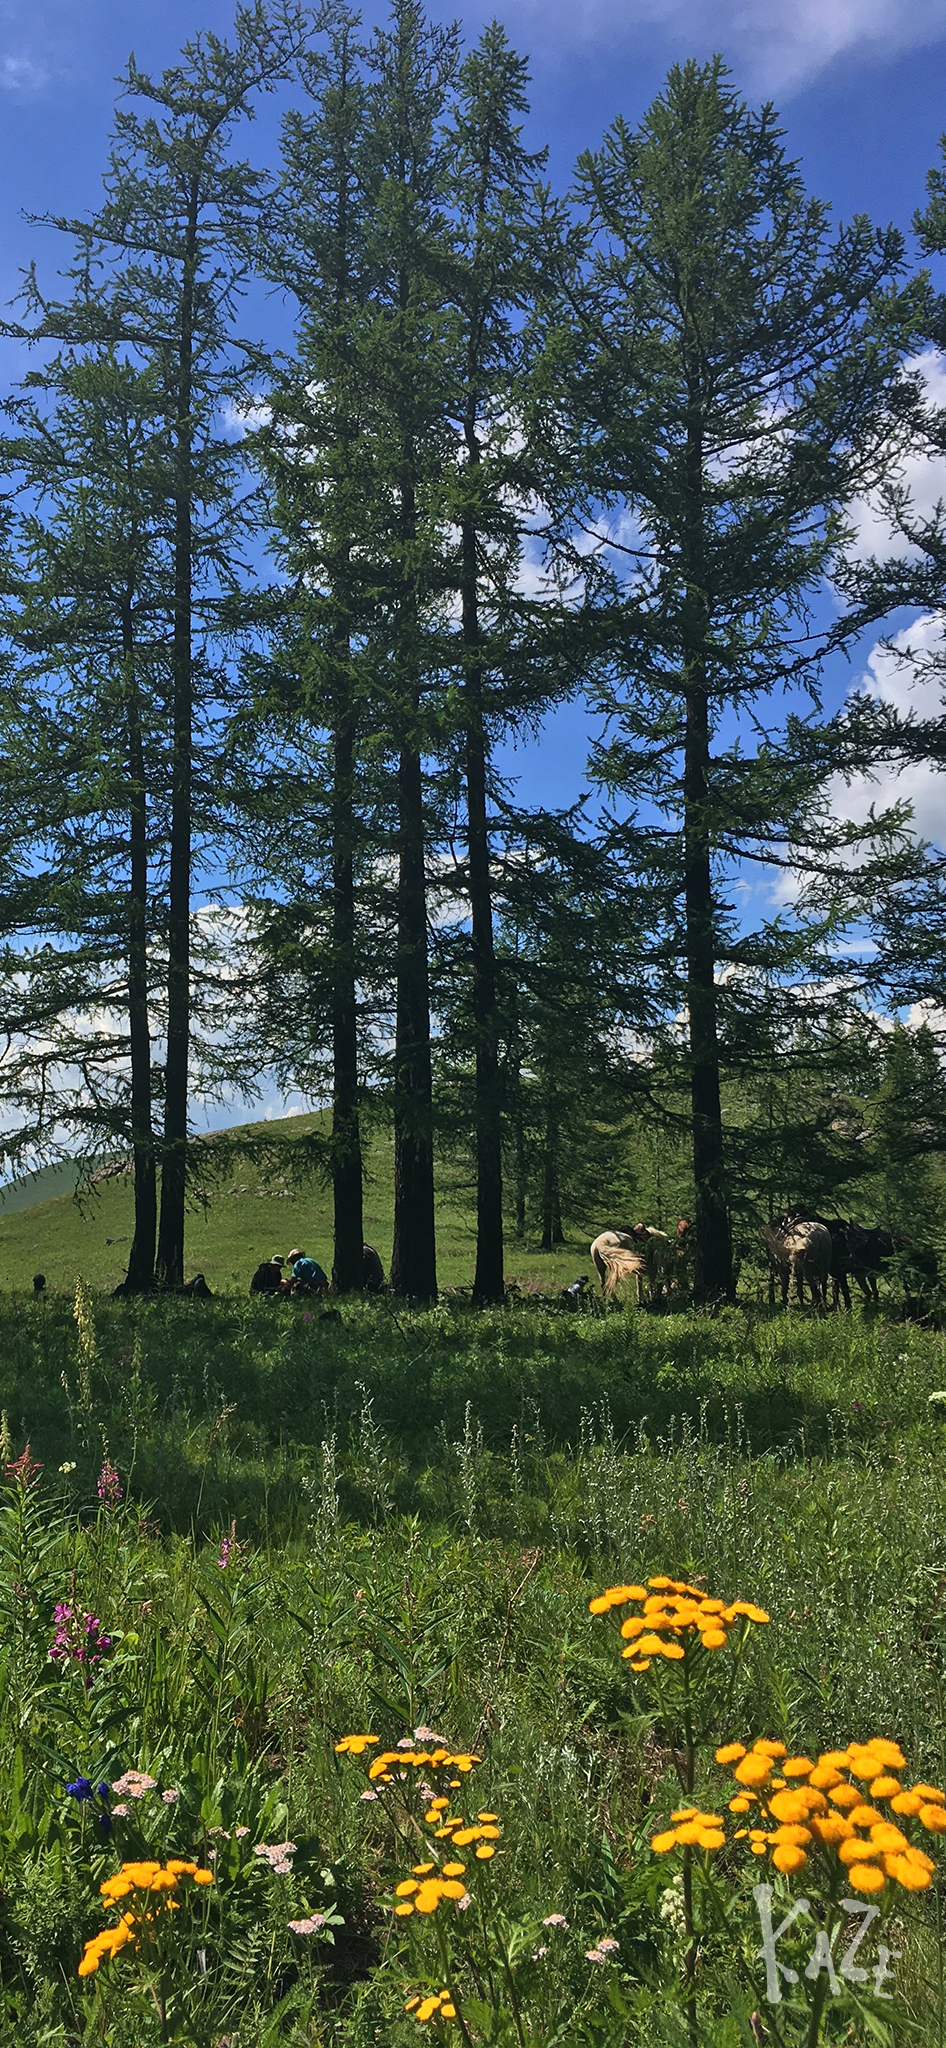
[[460, 481, 504, 1304], [122, 606, 156, 1294], [682, 393, 733, 1303], [540, 1090, 560, 1251], [156, 176, 198, 1291], [389, 727, 437, 1299], [505, 969, 527, 1237], [327, 42, 366, 1295], [514, 1115, 527, 1239], [331, 669, 365, 1291]]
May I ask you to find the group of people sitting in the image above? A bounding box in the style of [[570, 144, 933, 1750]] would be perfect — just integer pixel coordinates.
[[250, 1248, 330, 1298], [249, 1242, 386, 1299]]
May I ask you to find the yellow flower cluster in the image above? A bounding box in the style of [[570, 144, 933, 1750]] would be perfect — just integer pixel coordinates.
[[366, 1746, 480, 1787], [78, 1861, 214, 1977], [78, 1917, 137, 1976], [716, 1738, 944, 1894], [589, 1577, 770, 1672], [405, 1987, 457, 2022], [334, 1733, 379, 1756], [426, 1803, 500, 1859], [651, 1807, 727, 1854], [394, 1863, 469, 1917]]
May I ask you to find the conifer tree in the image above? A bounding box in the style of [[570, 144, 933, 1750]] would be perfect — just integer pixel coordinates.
[[0, 347, 170, 1290], [359, 0, 459, 1299], [867, 1022, 946, 1240], [441, 23, 549, 1303], [248, 6, 377, 1291], [532, 58, 924, 1299], [11, 3, 307, 1285]]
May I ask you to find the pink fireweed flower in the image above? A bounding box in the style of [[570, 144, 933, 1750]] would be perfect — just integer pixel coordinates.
[[49, 1604, 112, 1686], [5, 1445, 42, 1489], [97, 1458, 122, 1507], [215, 1519, 243, 1570]]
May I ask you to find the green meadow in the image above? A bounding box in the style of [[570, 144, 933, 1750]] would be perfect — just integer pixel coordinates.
[[0, 1114, 597, 1300], [0, 1248, 944, 2042]]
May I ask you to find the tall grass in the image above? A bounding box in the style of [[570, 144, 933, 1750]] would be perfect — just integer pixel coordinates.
[[0, 1296, 942, 2041]]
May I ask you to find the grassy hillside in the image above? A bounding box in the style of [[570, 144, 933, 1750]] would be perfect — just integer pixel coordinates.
[[0, 1112, 598, 1296], [0, 1158, 91, 1214]]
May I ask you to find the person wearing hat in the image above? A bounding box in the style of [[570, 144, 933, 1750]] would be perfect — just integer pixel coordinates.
[[249, 1254, 286, 1296], [286, 1248, 329, 1296]]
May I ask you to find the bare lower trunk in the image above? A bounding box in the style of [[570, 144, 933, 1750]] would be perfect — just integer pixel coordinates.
[[540, 1091, 563, 1250], [684, 676, 732, 1301], [331, 673, 365, 1291], [122, 612, 156, 1294], [682, 390, 732, 1303], [389, 734, 437, 1300], [461, 498, 503, 1305], [505, 978, 527, 1238]]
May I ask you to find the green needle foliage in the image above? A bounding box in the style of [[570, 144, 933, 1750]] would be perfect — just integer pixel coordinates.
[[0, 344, 172, 1291]]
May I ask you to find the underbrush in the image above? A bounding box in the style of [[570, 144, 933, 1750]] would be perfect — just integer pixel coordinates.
[[0, 1296, 943, 2042]]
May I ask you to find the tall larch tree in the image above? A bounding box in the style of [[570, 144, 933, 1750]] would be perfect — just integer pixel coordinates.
[[0, 347, 170, 1290], [361, 0, 459, 1300], [250, 6, 378, 1291], [442, 22, 549, 1303], [16, 3, 307, 1285], [533, 58, 923, 1299]]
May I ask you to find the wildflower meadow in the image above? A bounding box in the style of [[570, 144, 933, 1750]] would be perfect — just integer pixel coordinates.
[[0, 1286, 944, 2044]]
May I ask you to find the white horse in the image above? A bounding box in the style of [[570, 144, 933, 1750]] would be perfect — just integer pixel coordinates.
[[590, 1226, 673, 1304], [762, 1219, 831, 1310]]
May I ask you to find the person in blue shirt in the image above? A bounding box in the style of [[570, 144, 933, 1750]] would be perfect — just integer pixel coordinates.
[[286, 1248, 329, 1296]]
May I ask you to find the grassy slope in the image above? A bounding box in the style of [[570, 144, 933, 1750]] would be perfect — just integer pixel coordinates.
[[0, 1112, 598, 1297], [0, 1160, 87, 1214]]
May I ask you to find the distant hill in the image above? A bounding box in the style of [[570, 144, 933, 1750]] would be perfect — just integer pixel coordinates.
[[0, 1160, 88, 1214], [0, 1112, 592, 1295]]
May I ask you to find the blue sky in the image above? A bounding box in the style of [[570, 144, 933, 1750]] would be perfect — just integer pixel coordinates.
[[2, 0, 945, 281], [3, 0, 945, 822], [1, 0, 944, 1129]]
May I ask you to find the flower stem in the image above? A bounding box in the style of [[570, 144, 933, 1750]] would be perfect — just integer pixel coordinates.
[[682, 1844, 698, 2048], [435, 1919, 475, 2048], [805, 1966, 830, 2048]]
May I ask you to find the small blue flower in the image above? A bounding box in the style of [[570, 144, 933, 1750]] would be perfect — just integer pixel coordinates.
[[97, 1782, 110, 1801], [66, 1777, 94, 1802], [96, 1811, 112, 1837]]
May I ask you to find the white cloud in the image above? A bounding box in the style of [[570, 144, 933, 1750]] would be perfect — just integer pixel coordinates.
[[1, 51, 48, 90], [830, 612, 946, 846], [847, 351, 946, 564], [907, 998, 946, 1037], [506, 0, 946, 93], [220, 396, 272, 441]]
